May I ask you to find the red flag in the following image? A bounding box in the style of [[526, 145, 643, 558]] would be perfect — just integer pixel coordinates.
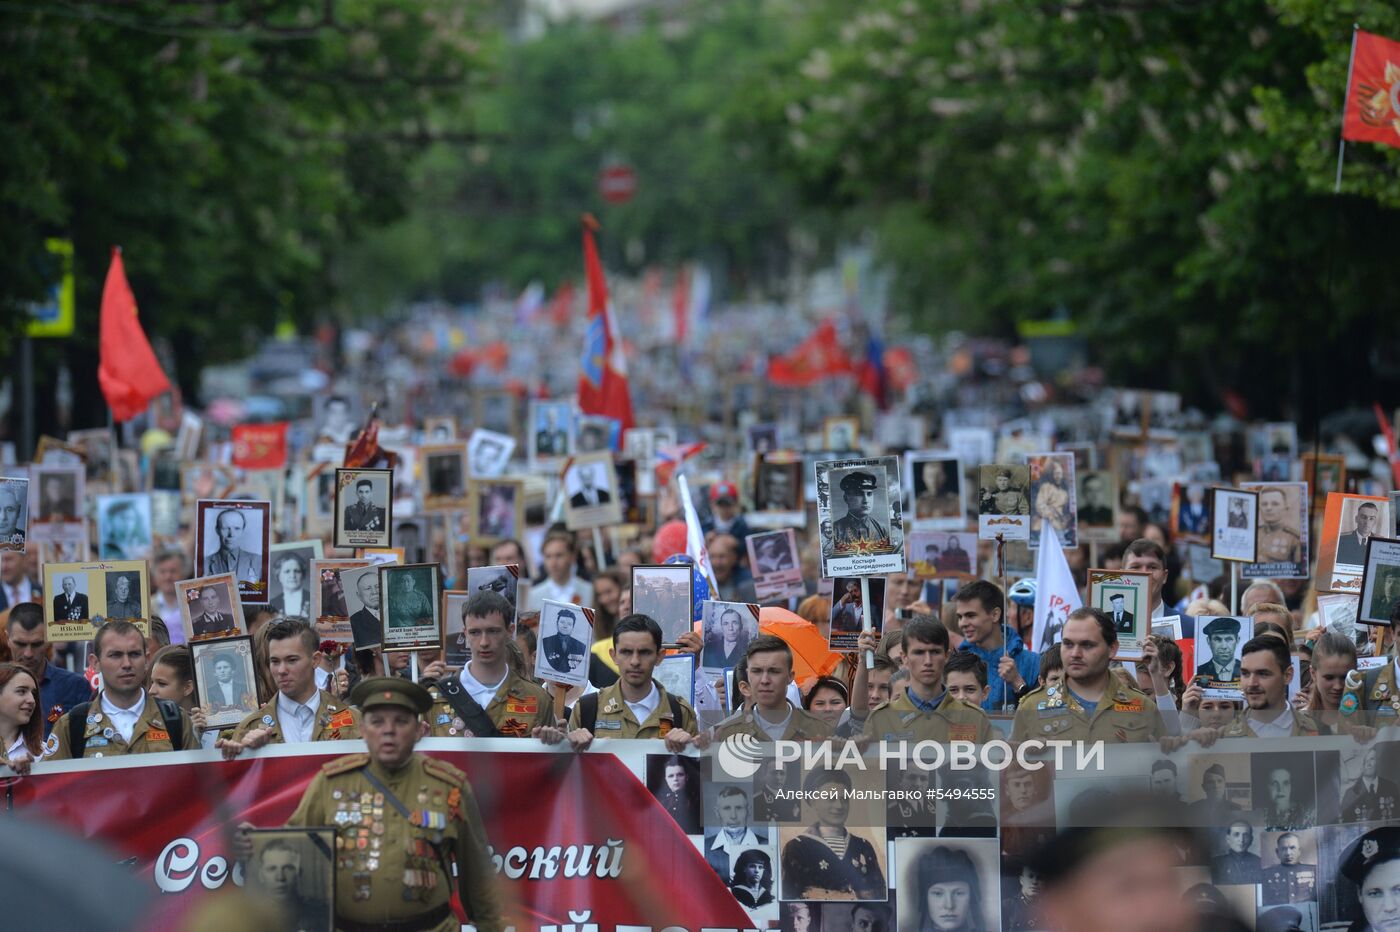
[[344, 406, 396, 469], [98, 248, 172, 422], [1342, 30, 1400, 150], [549, 280, 576, 327], [672, 265, 690, 344], [767, 320, 854, 387], [577, 215, 635, 432], [231, 422, 289, 469]]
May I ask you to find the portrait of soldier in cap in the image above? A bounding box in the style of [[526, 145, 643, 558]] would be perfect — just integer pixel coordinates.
[[896, 840, 995, 931], [1260, 830, 1316, 905], [1106, 593, 1134, 635], [979, 466, 1029, 516], [1335, 825, 1400, 931], [831, 470, 889, 548], [1195, 617, 1243, 683]]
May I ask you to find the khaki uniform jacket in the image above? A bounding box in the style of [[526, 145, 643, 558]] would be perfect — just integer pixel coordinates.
[[566, 681, 698, 738], [861, 690, 994, 743], [1011, 680, 1163, 744], [425, 670, 553, 738], [1221, 708, 1328, 738], [1360, 661, 1400, 723], [47, 692, 198, 759], [288, 753, 503, 932], [713, 705, 834, 742], [229, 689, 360, 744]]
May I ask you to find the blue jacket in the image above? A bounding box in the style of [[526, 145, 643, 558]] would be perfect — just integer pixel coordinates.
[[40, 663, 93, 737], [959, 625, 1040, 712]]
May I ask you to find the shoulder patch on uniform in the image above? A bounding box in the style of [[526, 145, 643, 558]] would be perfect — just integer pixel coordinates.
[[321, 753, 370, 776], [328, 708, 355, 729], [44, 733, 58, 756], [423, 756, 466, 785], [870, 700, 891, 713]]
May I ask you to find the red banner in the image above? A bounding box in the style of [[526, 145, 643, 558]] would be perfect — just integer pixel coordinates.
[[1342, 29, 1400, 150], [12, 741, 751, 929], [231, 422, 289, 469]]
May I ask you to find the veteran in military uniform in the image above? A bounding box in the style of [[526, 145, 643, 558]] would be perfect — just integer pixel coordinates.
[[1358, 653, 1400, 725], [1011, 608, 1163, 744], [48, 620, 199, 759], [237, 677, 504, 932], [1261, 832, 1315, 906], [1212, 820, 1262, 885], [1256, 488, 1302, 565], [831, 471, 889, 549], [981, 468, 1029, 516], [424, 591, 554, 738], [343, 479, 386, 532], [779, 769, 885, 901]]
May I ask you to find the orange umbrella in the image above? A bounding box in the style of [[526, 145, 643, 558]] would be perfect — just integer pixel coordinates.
[[758, 606, 842, 686]]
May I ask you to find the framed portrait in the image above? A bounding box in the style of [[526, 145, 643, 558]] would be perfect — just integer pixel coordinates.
[[976, 463, 1030, 542], [1357, 537, 1400, 626], [245, 827, 335, 929], [894, 838, 998, 929], [1026, 452, 1077, 549], [828, 577, 885, 651], [191, 636, 259, 729], [748, 454, 805, 530], [815, 455, 906, 578], [746, 422, 779, 455], [174, 410, 204, 461], [613, 459, 647, 526], [176, 574, 245, 642], [562, 452, 622, 530], [528, 399, 575, 473], [423, 416, 457, 442], [575, 415, 620, 454], [180, 463, 238, 508], [43, 559, 150, 641], [420, 443, 469, 512], [622, 427, 666, 496], [1315, 493, 1391, 594], [746, 529, 805, 602], [338, 562, 385, 650], [1301, 452, 1346, 513], [822, 416, 860, 453], [1210, 487, 1259, 563], [391, 516, 429, 565], [333, 468, 393, 550], [632, 564, 694, 646], [195, 498, 272, 603], [875, 411, 927, 452], [1088, 568, 1150, 660], [312, 559, 371, 648], [1075, 469, 1118, 544], [96, 492, 154, 561], [302, 463, 336, 536], [28, 463, 85, 544], [655, 653, 695, 707], [474, 389, 519, 440], [534, 599, 594, 686], [0, 475, 29, 552], [699, 600, 759, 674], [470, 479, 525, 546], [269, 540, 323, 618], [68, 427, 114, 483], [1241, 482, 1309, 579], [466, 428, 516, 479], [1169, 482, 1212, 543], [466, 563, 523, 625], [442, 590, 472, 667], [907, 530, 975, 579], [380, 562, 442, 652], [906, 452, 966, 530], [1192, 616, 1253, 698], [778, 770, 888, 901]]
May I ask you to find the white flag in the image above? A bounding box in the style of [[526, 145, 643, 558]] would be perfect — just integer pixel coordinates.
[[1031, 530, 1081, 652], [677, 474, 719, 597]]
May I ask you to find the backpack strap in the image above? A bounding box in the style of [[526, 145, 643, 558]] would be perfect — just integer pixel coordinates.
[[155, 698, 185, 751], [439, 674, 500, 738], [68, 701, 91, 757], [578, 692, 600, 733], [667, 693, 683, 724]]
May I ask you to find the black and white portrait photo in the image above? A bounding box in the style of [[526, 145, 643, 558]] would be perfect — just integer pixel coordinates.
[[466, 564, 521, 624], [245, 828, 335, 932], [755, 459, 802, 513], [269, 541, 321, 618], [421, 444, 468, 511], [894, 838, 999, 931], [196, 499, 272, 603], [816, 455, 905, 578], [1211, 487, 1259, 563], [177, 574, 244, 642], [747, 529, 805, 602], [104, 568, 144, 620], [563, 453, 622, 530], [0, 476, 29, 552], [392, 517, 429, 565], [908, 454, 965, 529], [315, 394, 355, 445], [467, 428, 515, 479], [1194, 616, 1254, 699], [193, 637, 259, 728], [700, 600, 759, 672], [473, 480, 523, 544], [340, 562, 385, 650], [334, 468, 393, 549], [423, 416, 456, 442], [29, 464, 84, 544], [575, 415, 617, 454], [529, 399, 574, 469], [97, 493, 153, 561], [534, 599, 593, 686], [50, 571, 89, 623]]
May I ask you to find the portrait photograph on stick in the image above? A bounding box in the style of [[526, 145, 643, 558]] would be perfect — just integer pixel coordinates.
[[333, 467, 393, 550], [195, 498, 272, 603], [192, 636, 259, 729], [815, 455, 905, 578], [177, 574, 245, 642]]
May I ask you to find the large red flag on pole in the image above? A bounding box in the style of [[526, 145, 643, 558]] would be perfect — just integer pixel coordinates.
[[1342, 29, 1400, 150], [98, 248, 172, 422], [577, 214, 635, 433], [767, 320, 855, 387]]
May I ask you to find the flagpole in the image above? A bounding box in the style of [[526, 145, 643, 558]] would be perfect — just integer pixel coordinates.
[[1335, 23, 1361, 194]]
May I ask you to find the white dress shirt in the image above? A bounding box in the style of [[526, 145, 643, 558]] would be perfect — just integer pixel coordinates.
[[754, 705, 792, 741], [4, 577, 33, 609], [527, 576, 593, 611], [460, 666, 508, 711], [625, 683, 660, 724], [276, 690, 322, 744], [101, 690, 146, 743]]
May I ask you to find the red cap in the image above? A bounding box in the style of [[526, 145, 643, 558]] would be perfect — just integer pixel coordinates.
[[709, 481, 739, 504]]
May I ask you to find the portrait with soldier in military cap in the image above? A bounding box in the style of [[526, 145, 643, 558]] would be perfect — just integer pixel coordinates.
[[1194, 615, 1252, 697], [815, 455, 905, 578], [1321, 824, 1400, 931]]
